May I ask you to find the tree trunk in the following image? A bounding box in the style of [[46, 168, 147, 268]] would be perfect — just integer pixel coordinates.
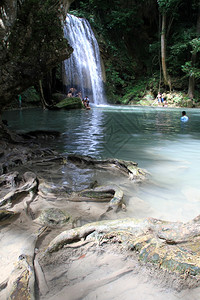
[[161, 13, 171, 91], [188, 55, 195, 99], [39, 80, 47, 110], [188, 2, 200, 99]]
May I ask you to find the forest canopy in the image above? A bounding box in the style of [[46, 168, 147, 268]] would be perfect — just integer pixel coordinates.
[[69, 0, 200, 103]]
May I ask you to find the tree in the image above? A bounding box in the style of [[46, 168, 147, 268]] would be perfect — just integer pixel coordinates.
[[188, 2, 200, 99], [157, 0, 181, 90]]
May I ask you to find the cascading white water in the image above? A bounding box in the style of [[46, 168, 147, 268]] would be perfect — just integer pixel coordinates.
[[63, 14, 106, 105]]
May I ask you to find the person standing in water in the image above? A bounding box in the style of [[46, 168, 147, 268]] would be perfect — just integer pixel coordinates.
[[180, 111, 189, 122], [18, 95, 22, 109]]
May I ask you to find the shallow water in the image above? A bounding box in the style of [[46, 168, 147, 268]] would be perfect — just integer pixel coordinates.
[[3, 105, 200, 222]]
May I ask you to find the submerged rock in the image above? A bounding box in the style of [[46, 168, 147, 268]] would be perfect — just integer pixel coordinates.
[[67, 154, 147, 181], [20, 130, 61, 140], [37, 208, 70, 228]]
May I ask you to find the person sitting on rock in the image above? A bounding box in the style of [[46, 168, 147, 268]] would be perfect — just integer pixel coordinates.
[[84, 96, 90, 107], [76, 91, 82, 99], [68, 87, 77, 97], [67, 92, 72, 98]]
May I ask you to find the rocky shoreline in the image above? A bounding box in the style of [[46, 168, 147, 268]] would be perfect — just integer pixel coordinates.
[[0, 130, 200, 299]]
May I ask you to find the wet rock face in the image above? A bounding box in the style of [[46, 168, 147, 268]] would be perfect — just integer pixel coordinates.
[[0, 0, 74, 110]]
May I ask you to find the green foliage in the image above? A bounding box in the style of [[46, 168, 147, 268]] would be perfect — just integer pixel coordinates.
[[182, 62, 200, 79], [181, 38, 200, 79], [167, 27, 196, 77], [190, 38, 200, 54], [120, 81, 148, 104], [106, 68, 125, 87], [165, 92, 194, 107], [22, 87, 40, 104], [157, 0, 181, 13], [70, 0, 200, 102]]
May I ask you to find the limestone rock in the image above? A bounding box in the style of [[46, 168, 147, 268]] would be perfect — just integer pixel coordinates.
[[0, 0, 74, 110], [55, 97, 83, 110]]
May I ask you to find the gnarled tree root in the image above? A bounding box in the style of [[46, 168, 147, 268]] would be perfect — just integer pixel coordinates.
[[45, 218, 149, 253], [67, 154, 147, 181], [6, 226, 47, 300], [44, 216, 200, 278], [0, 171, 38, 207], [70, 185, 124, 211]]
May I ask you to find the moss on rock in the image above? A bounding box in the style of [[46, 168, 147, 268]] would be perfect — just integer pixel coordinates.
[[56, 97, 83, 109]]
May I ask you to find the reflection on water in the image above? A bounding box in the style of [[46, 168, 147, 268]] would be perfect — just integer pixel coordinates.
[[3, 106, 200, 222]]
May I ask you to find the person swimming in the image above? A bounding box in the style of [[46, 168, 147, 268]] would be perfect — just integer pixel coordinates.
[[180, 111, 189, 122]]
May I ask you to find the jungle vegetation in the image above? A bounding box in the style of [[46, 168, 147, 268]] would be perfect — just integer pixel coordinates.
[[69, 0, 200, 104], [1, 0, 200, 107]]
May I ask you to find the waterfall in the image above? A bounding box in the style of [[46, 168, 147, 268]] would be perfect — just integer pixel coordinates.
[[63, 14, 106, 105]]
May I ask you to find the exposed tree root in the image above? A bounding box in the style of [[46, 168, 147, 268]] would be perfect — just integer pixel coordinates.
[[44, 217, 200, 279], [67, 154, 147, 181], [70, 185, 124, 211], [6, 226, 47, 300], [0, 172, 38, 207], [34, 257, 49, 297]]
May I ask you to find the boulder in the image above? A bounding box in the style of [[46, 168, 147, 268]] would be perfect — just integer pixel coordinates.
[[55, 97, 83, 109]]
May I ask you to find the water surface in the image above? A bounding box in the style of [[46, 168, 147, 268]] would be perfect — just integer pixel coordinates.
[[3, 105, 200, 222]]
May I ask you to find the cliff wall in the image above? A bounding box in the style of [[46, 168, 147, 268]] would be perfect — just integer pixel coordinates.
[[0, 0, 74, 111]]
